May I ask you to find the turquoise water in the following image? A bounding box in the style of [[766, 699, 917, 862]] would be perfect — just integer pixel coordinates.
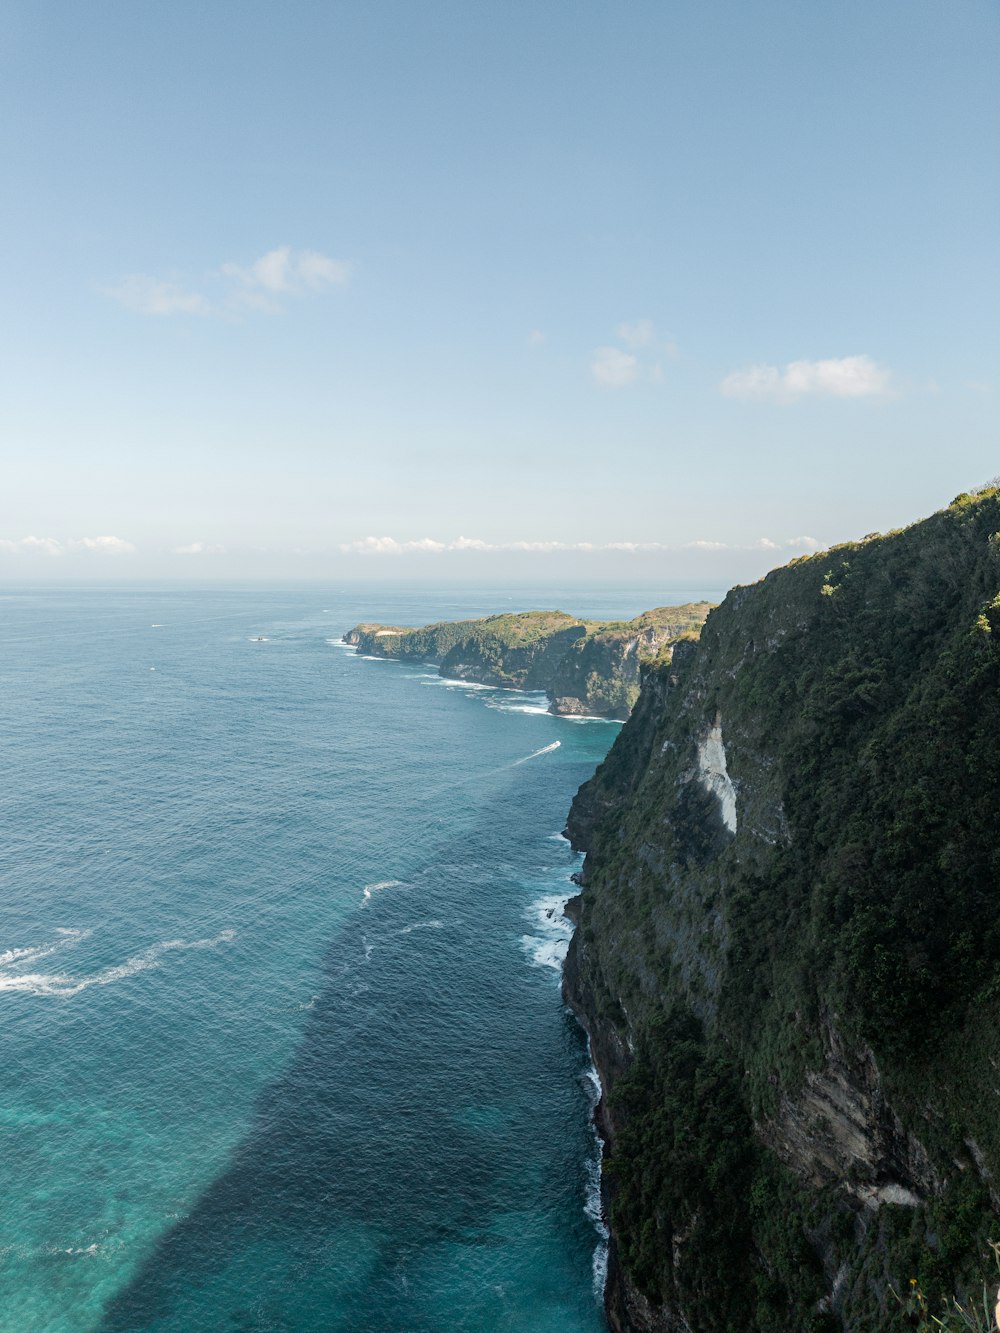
[[0, 584, 715, 1332]]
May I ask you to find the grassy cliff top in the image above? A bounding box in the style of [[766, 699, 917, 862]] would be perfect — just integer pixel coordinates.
[[352, 603, 715, 647], [581, 602, 717, 638], [350, 609, 582, 646]]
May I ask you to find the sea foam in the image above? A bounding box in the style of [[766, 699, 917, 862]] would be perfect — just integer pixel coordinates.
[[520, 892, 574, 974], [581, 1051, 610, 1301], [485, 696, 551, 715], [362, 879, 403, 902], [397, 919, 444, 936], [0, 930, 235, 999]]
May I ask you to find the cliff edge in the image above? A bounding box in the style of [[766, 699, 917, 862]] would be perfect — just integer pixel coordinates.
[[564, 489, 1000, 1331], [344, 606, 712, 718]]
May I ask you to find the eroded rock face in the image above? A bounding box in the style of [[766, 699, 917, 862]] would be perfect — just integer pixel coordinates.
[[760, 1022, 938, 1208], [344, 606, 713, 717], [693, 718, 737, 835], [564, 492, 1000, 1331]]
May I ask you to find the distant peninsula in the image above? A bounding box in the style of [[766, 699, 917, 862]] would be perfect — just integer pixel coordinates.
[[344, 605, 714, 719]]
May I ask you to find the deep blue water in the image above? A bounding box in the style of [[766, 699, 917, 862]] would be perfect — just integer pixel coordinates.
[[0, 583, 717, 1332]]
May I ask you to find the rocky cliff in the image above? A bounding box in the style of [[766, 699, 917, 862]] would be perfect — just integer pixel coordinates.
[[564, 489, 1000, 1331], [344, 606, 712, 718]]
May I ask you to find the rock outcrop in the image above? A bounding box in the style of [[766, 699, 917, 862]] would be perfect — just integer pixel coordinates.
[[344, 606, 713, 718]]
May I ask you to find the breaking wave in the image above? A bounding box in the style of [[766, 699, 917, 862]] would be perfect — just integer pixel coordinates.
[[520, 892, 573, 974]]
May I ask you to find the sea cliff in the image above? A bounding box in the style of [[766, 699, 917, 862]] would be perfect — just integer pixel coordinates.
[[564, 489, 1000, 1331], [344, 606, 712, 719]]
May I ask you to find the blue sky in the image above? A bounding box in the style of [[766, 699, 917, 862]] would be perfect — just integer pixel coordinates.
[[1, 0, 997, 582]]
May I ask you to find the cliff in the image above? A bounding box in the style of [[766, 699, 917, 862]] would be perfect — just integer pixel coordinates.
[[564, 489, 1000, 1331], [344, 606, 712, 718]]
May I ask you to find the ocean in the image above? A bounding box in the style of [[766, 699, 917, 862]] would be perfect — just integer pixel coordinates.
[[0, 583, 717, 1332]]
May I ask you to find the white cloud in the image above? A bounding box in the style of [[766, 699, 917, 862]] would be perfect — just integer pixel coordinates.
[[340, 535, 628, 555], [243, 246, 292, 292], [616, 319, 656, 349], [450, 536, 492, 550], [590, 346, 639, 388], [297, 250, 352, 289], [590, 319, 677, 388], [686, 536, 820, 553], [174, 542, 226, 555], [71, 535, 136, 554], [0, 535, 64, 556], [221, 247, 291, 294], [104, 275, 210, 316], [0, 534, 135, 557], [222, 246, 351, 298], [402, 538, 447, 553], [527, 329, 545, 346], [721, 355, 891, 402], [343, 536, 407, 554], [106, 246, 351, 317], [338, 534, 823, 557]]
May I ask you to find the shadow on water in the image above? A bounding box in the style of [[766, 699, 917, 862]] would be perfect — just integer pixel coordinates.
[[99, 768, 601, 1333]]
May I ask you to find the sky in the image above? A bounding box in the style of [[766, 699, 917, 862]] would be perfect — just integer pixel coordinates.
[[1, 0, 997, 583]]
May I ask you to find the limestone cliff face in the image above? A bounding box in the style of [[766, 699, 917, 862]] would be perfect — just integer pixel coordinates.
[[344, 606, 712, 718], [564, 491, 1000, 1331]]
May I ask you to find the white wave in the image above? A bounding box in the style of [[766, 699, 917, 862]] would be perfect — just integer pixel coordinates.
[[513, 740, 561, 765], [592, 1227, 609, 1302], [522, 935, 570, 969], [326, 638, 354, 648], [362, 879, 403, 902], [397, 919, 444, 935], [485, 699, 551, 715], [561, 715, 622, 725], [0, 927, 92, 969], [0, 943, 57, 967], [0, 930, 235, 999], [439, 677, 493, 690], [520, 891, 573, 974], [150, 623, 164, 628], [583, 1064, 602, 1100], [547, 831, 570, 843], [583, 1052, 610, 1302]]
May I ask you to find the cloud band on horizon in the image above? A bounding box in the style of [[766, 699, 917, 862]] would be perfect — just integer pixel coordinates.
[[338, 535, 822, 555]]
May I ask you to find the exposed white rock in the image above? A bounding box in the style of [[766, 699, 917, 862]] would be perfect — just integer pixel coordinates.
[[696, 723, 737, 834], [875, 1183, 921, 1208]]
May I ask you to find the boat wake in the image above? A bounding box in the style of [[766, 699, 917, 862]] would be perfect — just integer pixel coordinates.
[[513, 741, 561, 765]]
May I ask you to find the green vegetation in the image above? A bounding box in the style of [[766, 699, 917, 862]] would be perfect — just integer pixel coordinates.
[[568, 490, 1000, 1328], [893, 1242, 1000, 1330], [345, 604, 713, 717]]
